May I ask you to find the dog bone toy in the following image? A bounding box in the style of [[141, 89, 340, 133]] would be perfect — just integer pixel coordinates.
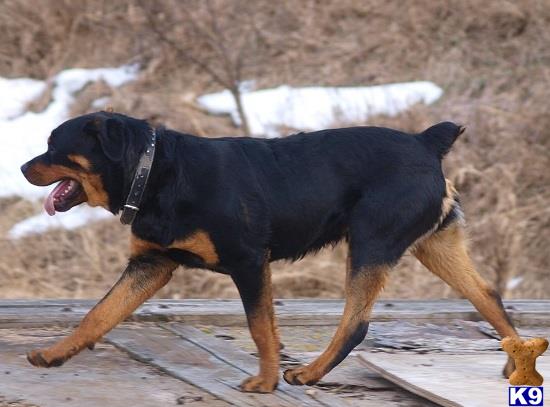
[[502, 336, 548, 386]]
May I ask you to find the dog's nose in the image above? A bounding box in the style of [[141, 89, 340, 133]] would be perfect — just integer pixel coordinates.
[[20, 162, 30, 174]]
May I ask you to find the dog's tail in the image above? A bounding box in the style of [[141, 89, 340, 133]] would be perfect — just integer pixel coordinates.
[[418, 121, 465, 160]]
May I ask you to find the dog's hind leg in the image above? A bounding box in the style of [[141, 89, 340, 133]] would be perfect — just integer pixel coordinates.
[[283, 186, 441, 386], [284, 253, 389, 386], [412, 221, 519, 377], [27, 253, 177, 368], [231, 257, 280, 393]]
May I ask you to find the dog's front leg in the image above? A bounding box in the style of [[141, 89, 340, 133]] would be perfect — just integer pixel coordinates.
[[27, 255, 176, 367], [231, 259, 279, 393]]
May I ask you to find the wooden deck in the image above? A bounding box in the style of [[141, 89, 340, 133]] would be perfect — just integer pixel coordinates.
[[1, 299, 549, 406]]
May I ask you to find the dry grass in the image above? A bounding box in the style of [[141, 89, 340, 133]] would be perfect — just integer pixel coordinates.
[[0, 0, 549, 300]]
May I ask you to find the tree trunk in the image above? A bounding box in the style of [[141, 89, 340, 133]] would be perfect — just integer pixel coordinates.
[[230, 87, 251, 137]]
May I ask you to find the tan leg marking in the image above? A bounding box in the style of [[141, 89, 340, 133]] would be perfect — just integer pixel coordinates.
[[169, 230, 219, 265], [130, 235, 163, 257], [131, 231, 219, 266], [413, 223, 519, 377], [27, 257, 177, 367], [240, 263, 280, 393], [284, 256, 388, 386]]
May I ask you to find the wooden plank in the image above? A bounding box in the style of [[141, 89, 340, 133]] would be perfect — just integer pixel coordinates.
[[162, 323, 350, 407], [0, 327, 225, 407], [105, 324, 341, 407], [291, 352, 440, 407], [196, 324, 443, 405], [358, 351, 550, 407], [477, 320, 550, 341], [365, 321, 502, 353], [0, 299, 548, 328], [105, 325, 268, 407]]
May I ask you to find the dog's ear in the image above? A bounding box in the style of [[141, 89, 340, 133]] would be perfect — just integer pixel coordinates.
[[84, 116, 126, 161]]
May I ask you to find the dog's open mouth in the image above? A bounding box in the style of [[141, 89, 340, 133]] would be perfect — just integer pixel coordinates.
[[44, 178, 86, 215]]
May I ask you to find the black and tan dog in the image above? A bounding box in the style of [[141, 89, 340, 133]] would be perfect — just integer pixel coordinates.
[[21, 111, 519, 393]]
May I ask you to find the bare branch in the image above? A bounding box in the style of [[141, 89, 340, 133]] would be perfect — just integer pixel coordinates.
[[138, 0, 228, 87], [137, 0, 262, 136]]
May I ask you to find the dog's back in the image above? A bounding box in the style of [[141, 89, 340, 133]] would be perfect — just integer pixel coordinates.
[[230, 123, 463, 261]]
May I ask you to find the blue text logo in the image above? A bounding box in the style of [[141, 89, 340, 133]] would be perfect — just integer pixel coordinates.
[[509, 387, 544, 406]]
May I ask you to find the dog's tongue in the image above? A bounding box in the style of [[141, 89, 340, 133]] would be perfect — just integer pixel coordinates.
[[44, 179, 70, 216]]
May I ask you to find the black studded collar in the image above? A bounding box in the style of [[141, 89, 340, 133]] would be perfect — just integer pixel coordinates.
[[119, 127, 160, 225]]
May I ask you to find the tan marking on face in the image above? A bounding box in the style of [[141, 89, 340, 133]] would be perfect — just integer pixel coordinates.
[[27, 162, 109, 209], [169, 230, 219, 265], [81, 172, 109, 207], [68, 154, 92, 170]]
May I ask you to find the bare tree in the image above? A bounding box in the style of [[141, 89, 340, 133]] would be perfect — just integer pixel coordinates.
[[138, 0, 269, 136]]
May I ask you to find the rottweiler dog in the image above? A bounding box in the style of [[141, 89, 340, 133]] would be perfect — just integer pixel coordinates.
[[21, 111, 519, 393]]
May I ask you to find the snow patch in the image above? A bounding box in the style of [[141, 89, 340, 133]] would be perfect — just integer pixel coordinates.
[[197, 81, 444, 137], [0, 64, 138, 200], [1, 65, 138, 238], [8, 206, 112, 239], [0, 77, 47, 120], [91, 96, 111, 109], [506, 276, 523, 291]]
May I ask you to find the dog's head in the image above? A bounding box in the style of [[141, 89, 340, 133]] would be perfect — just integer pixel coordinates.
[[21, 111, 151, 215]]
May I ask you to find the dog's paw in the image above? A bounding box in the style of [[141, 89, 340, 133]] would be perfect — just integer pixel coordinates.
[[283, 366, 320, 386], [503, 356, 516, 378], [27, 349, 67, 368], [239, 375, 278, 393]]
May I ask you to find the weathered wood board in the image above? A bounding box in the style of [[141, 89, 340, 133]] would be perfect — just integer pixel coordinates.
[[286, 352, 439, 407], [0, 299, 548, 328], [358, 352, 550, 407], [106, 324, 349, 407], [0, 328, 225, 407], [162, 323, 351, 406], [2, 301, 548, 407]]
